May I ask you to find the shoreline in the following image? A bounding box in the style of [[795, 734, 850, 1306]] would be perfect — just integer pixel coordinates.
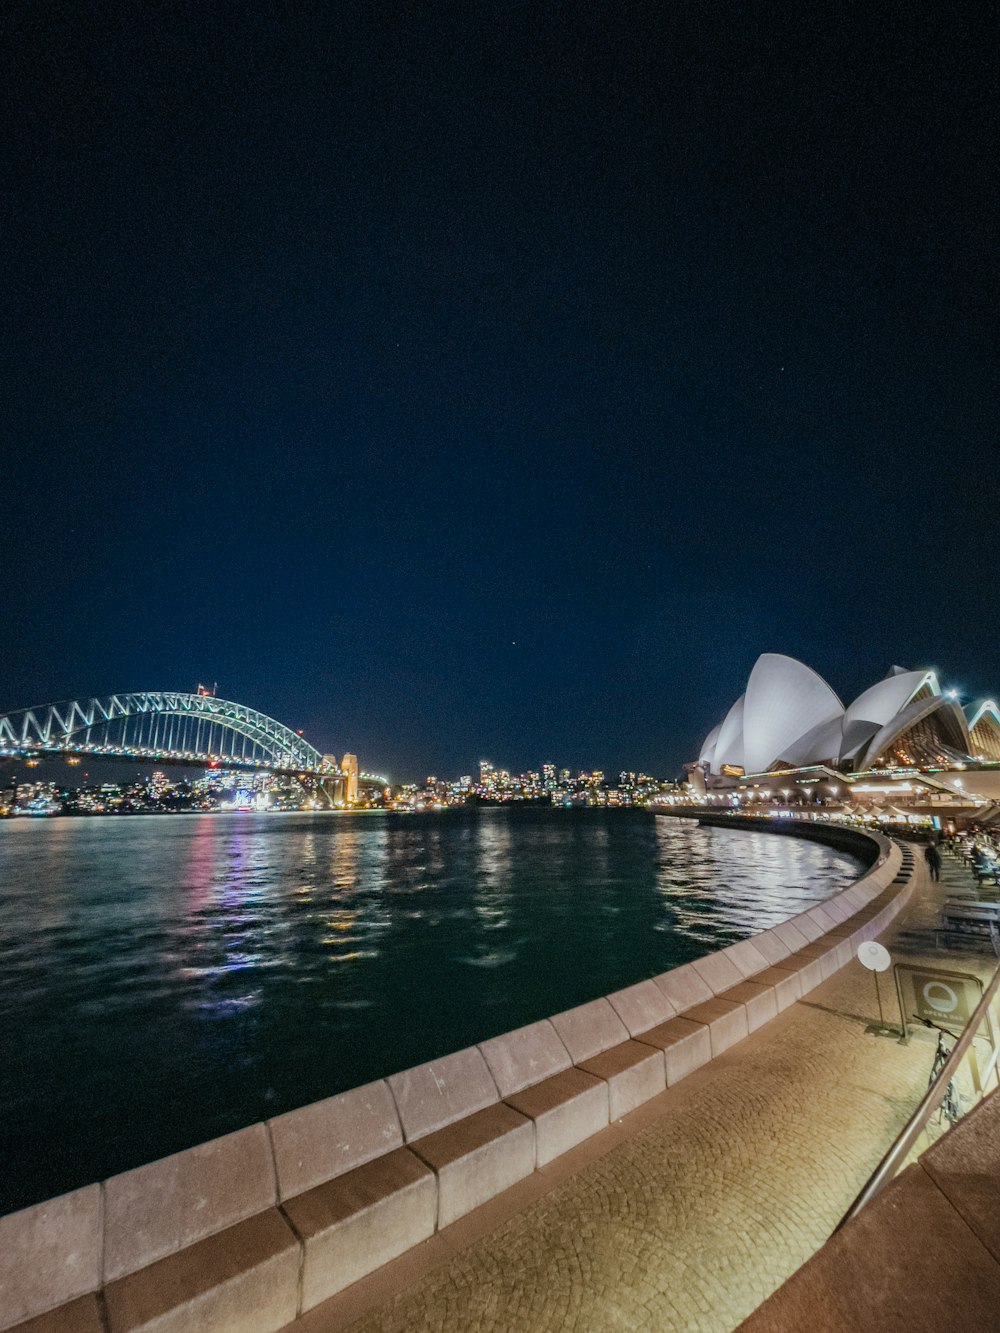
[[0, 820, 913, 1333], [1, 810, 861, 1215]]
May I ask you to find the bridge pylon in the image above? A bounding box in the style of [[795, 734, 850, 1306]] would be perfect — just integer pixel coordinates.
[[320, 756, 347, 807]]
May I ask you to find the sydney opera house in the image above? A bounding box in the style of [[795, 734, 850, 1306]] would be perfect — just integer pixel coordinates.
[[692, 654, 1000, 813]]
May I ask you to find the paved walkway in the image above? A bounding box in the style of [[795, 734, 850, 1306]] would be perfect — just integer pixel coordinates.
[[301, 844, 994, 1333]]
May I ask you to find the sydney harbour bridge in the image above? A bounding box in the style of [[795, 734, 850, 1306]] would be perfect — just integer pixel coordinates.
[[0, 691, 342, 778]]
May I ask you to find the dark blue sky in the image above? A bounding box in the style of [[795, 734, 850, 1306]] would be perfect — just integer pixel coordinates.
[[3, 3, 996, 779]]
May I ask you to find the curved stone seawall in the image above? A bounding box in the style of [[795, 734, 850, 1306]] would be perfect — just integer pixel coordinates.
[[690, 812, 886, 863], [0, 821, 914, 1333]]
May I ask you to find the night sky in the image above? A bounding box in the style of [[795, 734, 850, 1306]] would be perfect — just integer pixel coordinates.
[[4, 4, 997, 780]]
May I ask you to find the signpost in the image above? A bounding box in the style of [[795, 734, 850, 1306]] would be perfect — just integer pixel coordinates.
[[857, 941, 892, 1036], [913, 975, 973, 1026], [893, 964, 985, 1044]]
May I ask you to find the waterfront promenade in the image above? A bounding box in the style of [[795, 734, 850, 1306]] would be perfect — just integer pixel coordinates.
[[296, 845, 989, 1333]]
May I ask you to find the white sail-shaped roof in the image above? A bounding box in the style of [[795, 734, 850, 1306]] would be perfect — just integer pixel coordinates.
[[966, 701, 1000, 761], [693, 656, 986, 781], [840, 669, 940, 762], [855, 694, 970, 770], [698, 720, 723, 769], [712, 694, 746, 772], [779, 713, 847, 769], [741, 654, 844, 774], [967, 700, 1000, 731]]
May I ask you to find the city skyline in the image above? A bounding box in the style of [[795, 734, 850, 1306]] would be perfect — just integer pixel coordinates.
[[4, 758, 675, 818], [0, 744, 680, 794], [0, 660, 990, 787]]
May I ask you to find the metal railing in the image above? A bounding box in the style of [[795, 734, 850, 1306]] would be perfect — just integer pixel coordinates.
[[836, 958, 1000, 1229]]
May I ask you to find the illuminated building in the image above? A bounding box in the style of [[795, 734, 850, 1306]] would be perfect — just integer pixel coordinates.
[[697, 656, 983, 778]]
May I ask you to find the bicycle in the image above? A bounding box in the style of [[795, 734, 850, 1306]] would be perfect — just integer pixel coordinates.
[[913, 1015, 963, 1126]]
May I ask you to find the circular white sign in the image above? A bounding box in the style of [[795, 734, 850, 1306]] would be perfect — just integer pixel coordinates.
[[922, 981, 959, 1015], [857, 941, 891, 973]]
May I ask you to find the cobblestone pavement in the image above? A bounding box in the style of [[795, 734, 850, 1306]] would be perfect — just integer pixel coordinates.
[[331, 847, 993, 1333]]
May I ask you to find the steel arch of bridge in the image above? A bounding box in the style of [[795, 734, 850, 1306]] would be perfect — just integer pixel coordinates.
[[0, 692, 329, 773]]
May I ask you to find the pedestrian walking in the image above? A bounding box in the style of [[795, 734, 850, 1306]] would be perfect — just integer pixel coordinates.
[[925, 841, 942, 882]]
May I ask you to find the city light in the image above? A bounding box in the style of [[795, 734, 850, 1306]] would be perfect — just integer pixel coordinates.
[[1, 753, 684, 819], [385, 762, 676, 813]]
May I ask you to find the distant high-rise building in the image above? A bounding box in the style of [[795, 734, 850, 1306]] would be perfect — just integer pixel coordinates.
[[341, 753, 359, 804]]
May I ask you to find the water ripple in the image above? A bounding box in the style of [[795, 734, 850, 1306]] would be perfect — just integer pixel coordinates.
[[0, 808, 861, 1213]]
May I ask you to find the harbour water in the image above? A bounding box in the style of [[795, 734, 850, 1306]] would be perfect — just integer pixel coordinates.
[[0, 808, 862, 1213]]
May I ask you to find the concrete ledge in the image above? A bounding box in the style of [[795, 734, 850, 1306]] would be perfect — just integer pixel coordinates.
[[832, 890, 864, 922], [281, 1148, 435, 1310], [796, 941, 842, 982], [103, 1125, 277, 1282], [635, 1016, 713, 1084], [479, 1020, 572, 1097], [771, 920, 813, 953], [550, 998, 631, 1063], [268, 1080, 403, 1201], [817, 896, 853, 924], [409, 1103, 534, 1227], [805, 903, 844, 933], [577, 1040, 667, 1119], [840, 884, 874, 912], [781, 950, 827, 993], [0, 1187, 102, 1333], [751, 930, 794, 965], [722, 980, 779, 1032], [849, 878, 884, 907], [825, 932, 857, 970], [691, 950, 746, 996], [653, 962, 714, 1013], [787, 913, 825, 944], [862, 906, 895, 940], [790, 939, 835, 961], [103, 1209, 300, 1333], [682, 997, 750, 1056], [504, 1068, 609, 1166], [856, 909, 894, 943], [3, 1298, 103, 1333], [606, 978, 676, 1035], [720, 938, 772, 979], [752, 964, 803, 1010], [388, 1046, 499, 1141]]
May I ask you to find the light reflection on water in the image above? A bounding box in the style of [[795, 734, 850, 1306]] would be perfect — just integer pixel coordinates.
[[0, 808, 861, 1212]]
